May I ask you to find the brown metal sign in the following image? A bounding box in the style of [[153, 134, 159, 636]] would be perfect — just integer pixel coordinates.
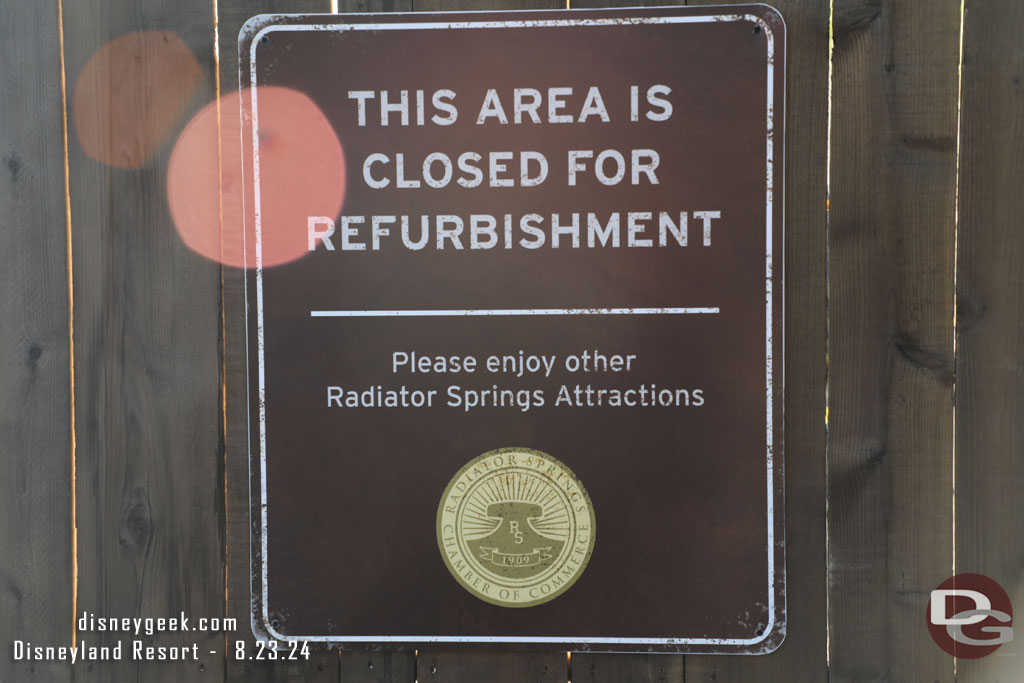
[[239, 5, 785, 653]]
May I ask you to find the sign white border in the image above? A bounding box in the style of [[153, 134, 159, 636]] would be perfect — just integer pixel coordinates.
[[244, 9, 782, 649]]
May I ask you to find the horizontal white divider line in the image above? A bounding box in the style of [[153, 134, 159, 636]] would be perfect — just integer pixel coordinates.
[[310, 307, 720, 318]]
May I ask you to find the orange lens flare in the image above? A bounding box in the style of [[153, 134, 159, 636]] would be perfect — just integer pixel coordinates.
[[73, 31, 202, 169]]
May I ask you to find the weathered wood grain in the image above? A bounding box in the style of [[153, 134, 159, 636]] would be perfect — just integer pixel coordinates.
[[415, 0, 562, 10], [217, 0, 342, 681], [419, 650, 568, 683], [571, 0, 667, 6], [571, 652, 683, 683], [10, 1, 1014, 682], [62, 1, 225, 680], [683, 0, 830, 681], [954, 0, 1024, 680], [0, 1, 73, 681], [828, 1, 959, 681], [338, 649, 418, 683]]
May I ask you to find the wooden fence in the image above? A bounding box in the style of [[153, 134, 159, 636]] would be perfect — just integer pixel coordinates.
[[1, 0, 1021, 680]]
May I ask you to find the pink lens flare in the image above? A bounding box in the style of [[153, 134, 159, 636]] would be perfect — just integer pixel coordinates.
[[167, 86, 346, 268]]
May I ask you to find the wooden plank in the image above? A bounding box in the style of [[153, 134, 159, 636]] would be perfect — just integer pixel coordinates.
[[419, 650, 567, 683], [0, 1, 73, 682], [572, 0, 672, 7], [570, 1, 829, 680], [62, 1, 225, 680], [403, 0, 566, 674], [954, 0, 1024, 679], [571, 652, 683, 683], [415, 0, 562, 10], [681, 0, 830, 680], [563, 2, 685, 679], [218, 0, 342, 681], [321, 0, 416, 675], [828, 1, 959, 681], [323, 2, 418, 680], [325, 7, 418, 683], [338, 650, 417, 683]]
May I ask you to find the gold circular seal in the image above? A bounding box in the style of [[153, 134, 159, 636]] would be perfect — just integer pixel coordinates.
[[436, 447, 596, 608]]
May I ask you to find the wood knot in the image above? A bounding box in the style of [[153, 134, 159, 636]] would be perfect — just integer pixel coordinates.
[[862, 446, 888, 469], [122, 498, 152, 548], [4, 153, 20, 181], [834, 2, 883, 39], [891, 333, 953, 382]]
